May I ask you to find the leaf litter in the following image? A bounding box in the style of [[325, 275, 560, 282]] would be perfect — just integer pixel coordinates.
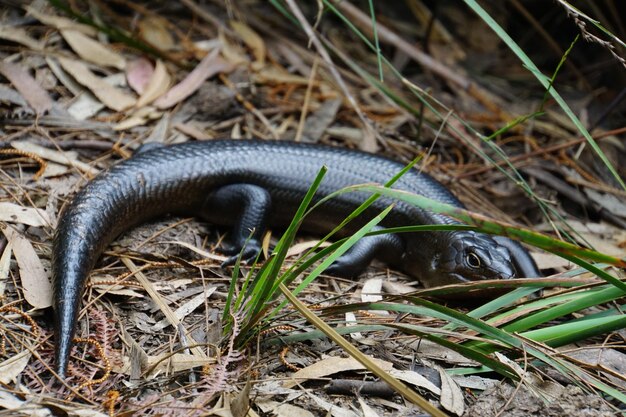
[[0, 1, 624, 416]]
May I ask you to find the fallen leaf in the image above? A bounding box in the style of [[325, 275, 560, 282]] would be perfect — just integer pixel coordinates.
[[57, 56, 136, 111], [26, 5, 97, 35], [11, 141, 99, 176], [126, 57, 154, 94], [0, 241, 11, 297], [358, 398, 381, 417], [61, 29, 126, 70], [113, 106, 162, 131], [0, 351, 31, 384], [230, 20, 266, 70], [230, 380, 251, 417], [438, 366, 464, 415], [0, 61, 53, 114], [0, 85, 28, 107], [283, 355, 393, 389], [0, 25, 44, 50], [135, 59, 171, 108], [361, 278, 383, 302], [256, 401, 315, 417], [138, 16, 175, 52], [154, 48, 234, 109], [389, 369, 441, 395], [152, 287, 217, 331], [1, 225, 52, 309], [0, 203, 51, 227]]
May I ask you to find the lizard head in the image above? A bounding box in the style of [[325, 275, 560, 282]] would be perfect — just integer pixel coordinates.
[[409, 231, 516, 288]]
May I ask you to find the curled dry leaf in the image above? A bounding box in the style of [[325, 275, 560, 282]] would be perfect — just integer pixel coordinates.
[[60, 29, 126, 70], [0, 25, 44, 50], [0, 61, 53, 114], [138, 15, 176, 52], [154, 48, 235, 109], [0, 351, 31, 385], [135, 60, 171, 108], [283, 356, 393, 389], [57, 57, 136, 112], [0, 225, 52, 309], [230, 20, 266, 70], [126, 57, 154, 94], [0, 202, 51, 227]]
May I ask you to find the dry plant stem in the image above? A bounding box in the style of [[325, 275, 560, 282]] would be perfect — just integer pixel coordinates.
[[294, 57, 319, 142], [456, 126, 626, 179], [120, 257, 209, 361], [218, 73, 280, 139], [509, 0, 588, 87], [333, 0, 503, 114], [284, 0, 379, 141]]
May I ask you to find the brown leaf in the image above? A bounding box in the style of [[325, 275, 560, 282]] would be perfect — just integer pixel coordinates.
[[154, 48, 234, 109], [60, 29, 126, 70], [57, 57, 136, 111], [138, 16, 176, 52], [0, 61, 53, 114], [283, 356, 393, 389], [230, 20, 266, 70], [1, 225, 52, 309]]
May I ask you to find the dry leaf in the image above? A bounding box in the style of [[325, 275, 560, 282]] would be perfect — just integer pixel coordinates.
[[61, 29, 126, 70], [357, 398, 381, 417], [57, 57, 136, 111], [1, 225, 52, 309], [154, 48, 234, 109], [0, 61, 53, 114], [0, 351, 31, 384], [438, 366, 465, 415], [283, 356, 393, 388], [26, 5, 97, 35], [0, 241, 11, 297], [145, 352, 215, 375], [257, 402, 314, 417], [11, 141, 99, 176], [135, 60, 171, 108], [152, 287, 217, 331], [230, 20, 266, 70], [114, 106, 162, 131], [138, 16, 175, 52], [230, 380, 251, 417], [0, 203, 51, 227], [389, 369, 441, 395], [0, 25, 44, 50], [126, 57, 154, 94], [361, 278, 383, 302]]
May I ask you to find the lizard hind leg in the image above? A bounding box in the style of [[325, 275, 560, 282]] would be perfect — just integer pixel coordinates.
[[202, 183, 272, 266]]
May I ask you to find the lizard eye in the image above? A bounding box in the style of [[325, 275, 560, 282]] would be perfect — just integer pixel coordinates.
[[466, 252, 482, 269]]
